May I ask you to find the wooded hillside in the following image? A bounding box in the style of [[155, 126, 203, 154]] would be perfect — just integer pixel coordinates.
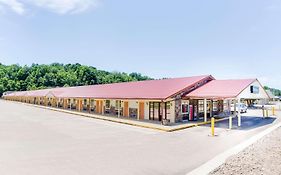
[[0, 63, 152, 96]]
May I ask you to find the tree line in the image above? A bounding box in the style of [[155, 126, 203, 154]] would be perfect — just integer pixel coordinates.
[[264, 86, 281, 96], [0, 63, 152, 96]]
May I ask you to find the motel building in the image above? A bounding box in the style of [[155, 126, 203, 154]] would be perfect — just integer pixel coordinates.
[[3, 75, 269, 125]]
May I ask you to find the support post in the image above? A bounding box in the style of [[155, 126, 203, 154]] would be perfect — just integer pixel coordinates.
[[228, 99, 231, 115], [161, 101, 165, 121], [118, 107, 120, 118], [237, 98, 241, 127], [44, 97, 47, 106], [76, 99, 78, 111], [204, 99, 207, 122], [210, 100, 213, 118], [88, 98, 91, 113], [77, 98, 81, 111], [137, 101, 140, 120], [101, 100, 104, 115], [272, 107, 275, 116], [211, 117, 215, 136], [233, 99, 237, 117], [118, 100, 120, 118], [229, 116, 232, 130]]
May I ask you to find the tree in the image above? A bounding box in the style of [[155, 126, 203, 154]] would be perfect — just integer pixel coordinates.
[[0, 63, 152, 96]]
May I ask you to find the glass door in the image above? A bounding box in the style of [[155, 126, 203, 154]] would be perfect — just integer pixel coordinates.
[[181, 101, 189, 121]]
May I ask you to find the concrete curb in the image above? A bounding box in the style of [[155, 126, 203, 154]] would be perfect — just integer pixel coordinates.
[[186, 120, 281, 175]]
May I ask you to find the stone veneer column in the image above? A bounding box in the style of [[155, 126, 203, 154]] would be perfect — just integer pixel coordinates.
[[174, 95, 182, 122]]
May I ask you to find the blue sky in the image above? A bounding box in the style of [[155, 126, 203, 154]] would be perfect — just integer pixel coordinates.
[[0, 0, 281, 88]]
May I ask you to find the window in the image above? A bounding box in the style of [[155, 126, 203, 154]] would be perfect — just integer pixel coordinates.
[[153, 102, 160, 120], [181, 103, 189, 114], [149, 102, 160, 121], [165, 102, 171, 115], [181, 101, 189, 121], [90, 99, 94, 106], [105, 100, 110, 109], [149, 102, 154, 120], [198, 100, 204, 113], [250, 86, 259, 94], [213, 100, 218, 111], [115, 100, 121, 109]]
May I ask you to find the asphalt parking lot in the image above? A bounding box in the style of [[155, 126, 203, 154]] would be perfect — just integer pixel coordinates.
[[0, 100, 280, 175]]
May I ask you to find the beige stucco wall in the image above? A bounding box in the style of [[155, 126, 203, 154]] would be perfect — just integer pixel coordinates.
[[127, 100, 149, 120], [128, 100, 138, 109], [238, 80, 269, 99]]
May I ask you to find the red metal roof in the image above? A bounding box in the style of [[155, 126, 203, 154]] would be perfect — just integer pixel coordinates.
[[10, 91, 27, 97], [185, 79, 256, 99], [25, 87, 71, 97], [26, 89, 49, 97], [4, 77, 267, 100], [5, 75, 212, 100], [55, 75, 213, 99]]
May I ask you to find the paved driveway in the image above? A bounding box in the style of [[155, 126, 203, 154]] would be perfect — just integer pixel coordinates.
[[0, 100, 280, 175]]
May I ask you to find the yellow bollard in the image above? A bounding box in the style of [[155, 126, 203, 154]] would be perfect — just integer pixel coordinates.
[[211, 117, 215, 136], [272, 107, 275, 116]]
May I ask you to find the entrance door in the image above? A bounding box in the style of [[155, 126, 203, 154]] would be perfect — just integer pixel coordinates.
[[96, 100, 100, 113], [99, 100, 103, 114], [181, 102, 189, 121], [123, 101, 129, 117], [139, 102, 145, 120], [149, 102, 162, 121]]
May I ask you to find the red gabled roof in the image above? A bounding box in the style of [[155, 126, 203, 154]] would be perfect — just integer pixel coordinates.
[[26, 89, 50, 97], [25, 87, 71, 97], [53, 75, 213, 100], [11, 91, 27, 97], [185, 79, 256, 99]]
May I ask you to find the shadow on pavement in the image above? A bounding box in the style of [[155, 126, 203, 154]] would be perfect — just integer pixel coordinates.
[[202, 116, 276, 131]]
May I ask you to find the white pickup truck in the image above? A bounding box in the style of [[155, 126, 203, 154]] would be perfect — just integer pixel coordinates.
[[231, 103, 248, 113]]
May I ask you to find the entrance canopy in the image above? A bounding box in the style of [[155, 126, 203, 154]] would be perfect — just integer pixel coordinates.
[[185, 79, 269, 100]]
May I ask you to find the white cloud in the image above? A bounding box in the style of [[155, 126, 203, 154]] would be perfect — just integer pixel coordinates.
[[0, 0, 99, 15], [0, 0, 25, 15], [28, 0, 98, 14]]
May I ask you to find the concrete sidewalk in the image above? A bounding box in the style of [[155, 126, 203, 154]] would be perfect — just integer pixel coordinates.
[[15, 100, 227, 132]]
